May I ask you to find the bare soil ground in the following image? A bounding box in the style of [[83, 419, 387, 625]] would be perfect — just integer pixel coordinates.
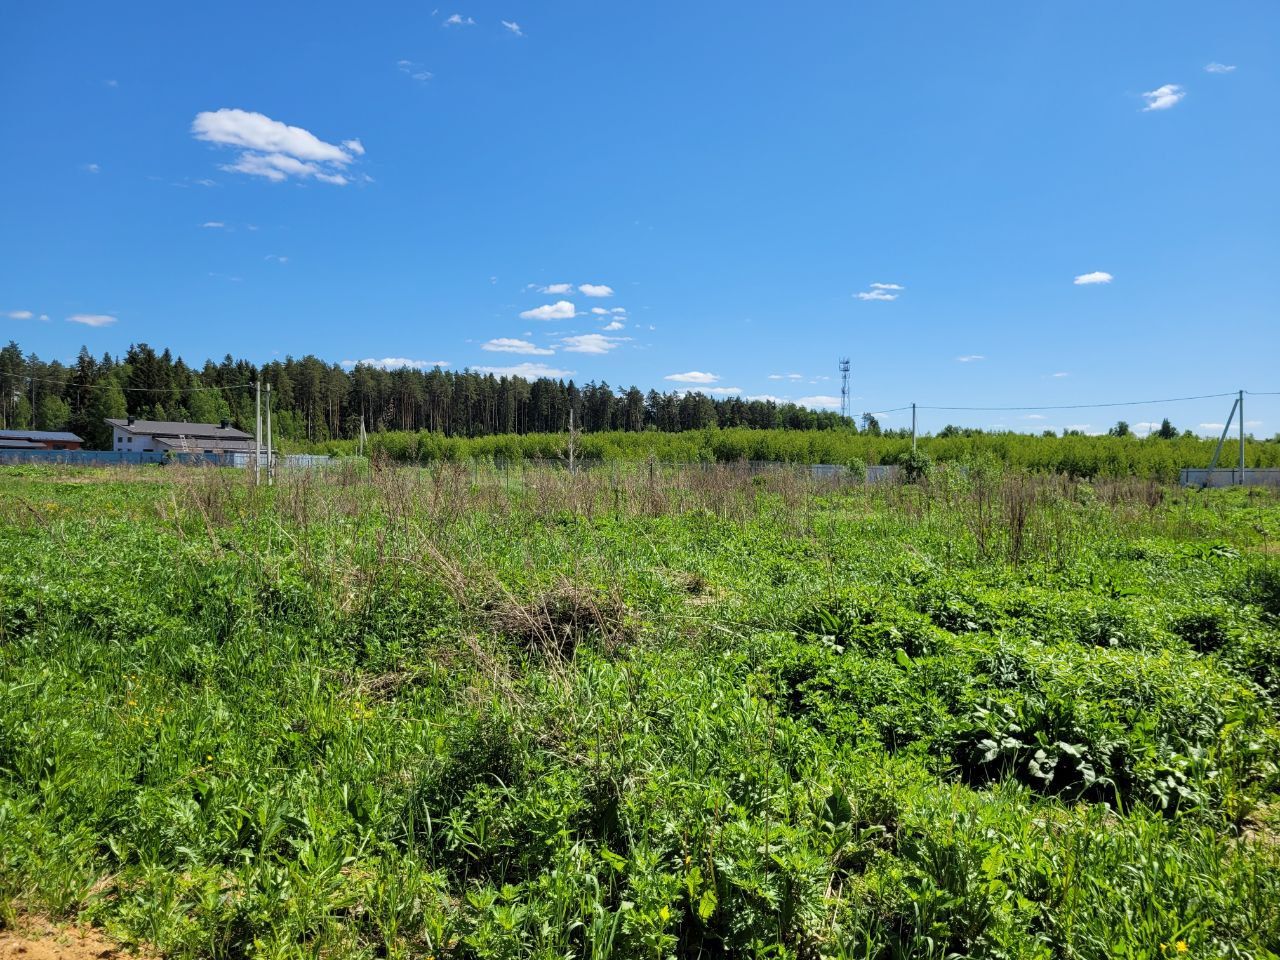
[[0, 917, 151, 960]]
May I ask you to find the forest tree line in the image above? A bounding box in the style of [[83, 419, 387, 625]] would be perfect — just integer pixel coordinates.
[[0, 341, 851, 449]]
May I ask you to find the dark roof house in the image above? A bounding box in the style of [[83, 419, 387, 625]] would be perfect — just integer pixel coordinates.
[[0, 429, 85, 450], [106, 418, 255, 454]]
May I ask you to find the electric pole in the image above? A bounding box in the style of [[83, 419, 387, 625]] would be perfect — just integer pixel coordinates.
[[254, 381, 262, 485], [266, 381, 273, 486]]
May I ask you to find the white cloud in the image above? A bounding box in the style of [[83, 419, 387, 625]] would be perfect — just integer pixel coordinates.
[[444, 14, 475, 26], [84, 163, 100, 173], [1051, 371, 1069, 378], [1141, 84, 1185, 111], [562, 333, 624, 354], [956, 355, 985, 362], [540, 283, 575, 294], [520, 300, 576, 321], [201, 221, 225, 229], [796, 395, 842, 409], [665, 371, 719, 384], [578, 283, 614, 297], [601, 320, 625, 331], [1199, 423, 1225, 431], [1073, 271, 1113, 285], [703, 387, 745, 395], [475, 361, 574, 378], [768, 373, 805, 381], [5, 310, 33, 320], [265, 254, 289, 263], [611, 307, 626, 314], [855, 281, 903, 301], [192, 108, 362, 185], [590, 307, 609, 315], [397, 59, 434, 82], [1022, 414, 1047, 420], [340, 357, 448, 370], [1205, 62, 1236, 74], [481, 338, 555, 355], [501, 20, 523, 35], [1245, 420, 1263, 428], [67, 313, 117, 327], [745, 394, 786, 404]]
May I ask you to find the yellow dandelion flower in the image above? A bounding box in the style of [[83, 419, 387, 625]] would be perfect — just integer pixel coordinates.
[[1175, 942, 1188, 954]]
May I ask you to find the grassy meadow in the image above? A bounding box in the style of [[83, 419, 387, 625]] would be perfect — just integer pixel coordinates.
[[1, 461, 1278, 959]]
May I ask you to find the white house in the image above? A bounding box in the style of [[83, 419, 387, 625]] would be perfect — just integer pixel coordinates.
[[106, 417, 256, 455]]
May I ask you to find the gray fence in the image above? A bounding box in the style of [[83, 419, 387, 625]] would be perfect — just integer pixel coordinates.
[[1179, 468, 1280, 488], [0, 449, 334, 469]]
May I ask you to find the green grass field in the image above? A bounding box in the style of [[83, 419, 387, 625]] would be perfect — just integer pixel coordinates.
[[1, 463, 1278, 959]]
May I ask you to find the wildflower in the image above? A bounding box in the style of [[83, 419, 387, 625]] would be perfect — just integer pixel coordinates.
[[658, 906, 670, 922], [1176, 943, 1188, 954], [205, 754, 213, 762]]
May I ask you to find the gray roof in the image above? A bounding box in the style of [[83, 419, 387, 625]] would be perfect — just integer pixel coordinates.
[[0, 438, 52, 449], [106, 419, 253, 440], [154, 436, 257, 452], [0, 429, 84, 442]]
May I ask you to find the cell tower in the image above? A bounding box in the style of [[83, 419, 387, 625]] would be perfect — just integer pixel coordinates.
[[839, 358, 851, 420]]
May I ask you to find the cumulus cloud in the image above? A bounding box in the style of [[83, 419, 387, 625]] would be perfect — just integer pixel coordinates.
[[855, 282, 903, 301], [601, 320, 624, 331], [5, 310, 34, 320], [768, 373, 805, 381], [1205, 63, 1236, 74], [1074, 271, 1113, 285], [481, 338, 555, 355], [1141, 84, 1185, 111], [578, 283, 614, 297], [796, 395, 842, 409], [192, 108, 363, 185], [475, 361, 574, 379], [702, 387, 745, 395], [444, 14, 475, 26], [562, 334, 624, 354], [519, 300, 576, 321], [540, 283, 575, 294], [340, 357, 448, 371], [67, 313, 117, 327], [397, 59, 434, 82], [590, 307, 609, 315], [201, 221, 225, 229], [665, 371, 719, 384], [956, 355, 985, 362], [501, 20, 523, 35]]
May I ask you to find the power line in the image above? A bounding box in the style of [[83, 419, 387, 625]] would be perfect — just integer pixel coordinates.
[[917, 391, 1239, 413], [18, 374, 255, 394]]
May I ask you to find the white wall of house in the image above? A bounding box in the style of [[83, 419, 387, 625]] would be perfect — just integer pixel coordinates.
[[113, 426, 160, 453]]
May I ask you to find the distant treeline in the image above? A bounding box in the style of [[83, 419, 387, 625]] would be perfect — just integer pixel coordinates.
[[0, 341, 848, 448], [311, 427, 1280, 481]]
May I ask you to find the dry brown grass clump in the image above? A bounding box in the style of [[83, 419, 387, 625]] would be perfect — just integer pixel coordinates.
[[484, 580, 634, 660]]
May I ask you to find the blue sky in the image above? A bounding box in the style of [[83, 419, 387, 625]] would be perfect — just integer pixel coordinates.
[[1, 1, 1277, 436]]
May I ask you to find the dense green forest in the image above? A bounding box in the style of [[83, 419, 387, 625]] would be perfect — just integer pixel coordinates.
[[0, 341, 847, 448]]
